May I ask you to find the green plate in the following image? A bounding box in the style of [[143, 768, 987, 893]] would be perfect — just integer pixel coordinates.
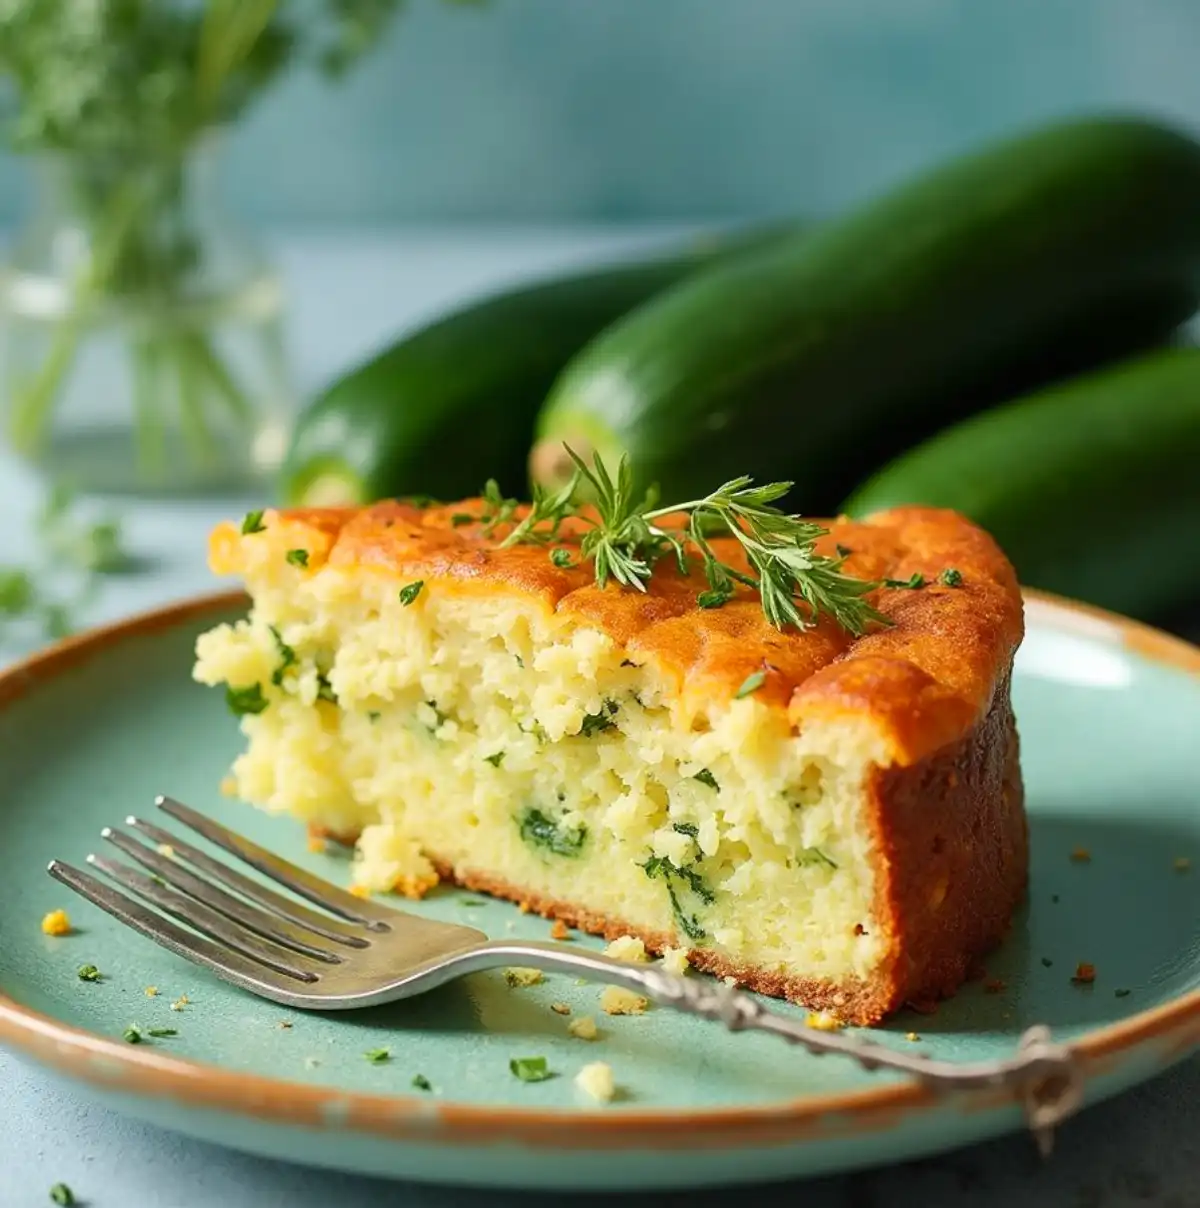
[[0, 590, 1197, 1191]]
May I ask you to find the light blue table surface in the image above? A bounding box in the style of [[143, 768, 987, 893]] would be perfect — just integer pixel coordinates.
[[1, 230, 1197, 1208]]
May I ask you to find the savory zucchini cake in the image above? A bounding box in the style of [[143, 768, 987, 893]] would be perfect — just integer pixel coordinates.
[[194, 492, 1026, 1025]]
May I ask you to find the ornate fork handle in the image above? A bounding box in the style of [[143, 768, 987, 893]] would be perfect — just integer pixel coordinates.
[[455, 940, 1084, 1154]]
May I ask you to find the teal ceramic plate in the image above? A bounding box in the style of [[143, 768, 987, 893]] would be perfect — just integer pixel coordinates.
[[1, 590, 1198, 1191]]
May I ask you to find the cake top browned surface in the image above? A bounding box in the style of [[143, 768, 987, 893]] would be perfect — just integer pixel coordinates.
[[210, 501, 1023, 766]]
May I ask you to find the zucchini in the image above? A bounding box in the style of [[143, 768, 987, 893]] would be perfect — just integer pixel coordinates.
[[841, 347, 1200, 620], [531, 115, 1200, 511], [279, 222, 808, 506]]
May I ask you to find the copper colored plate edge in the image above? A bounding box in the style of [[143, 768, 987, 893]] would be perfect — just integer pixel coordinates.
[[0, 586, 1195, 1152]]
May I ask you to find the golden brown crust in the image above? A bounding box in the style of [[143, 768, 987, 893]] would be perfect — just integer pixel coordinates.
[[210, 502, 1023, 767], [418, 675, 1023, 1028]]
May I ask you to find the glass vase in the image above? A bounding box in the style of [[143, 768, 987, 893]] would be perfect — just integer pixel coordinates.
[[0, 136, 293, 494]]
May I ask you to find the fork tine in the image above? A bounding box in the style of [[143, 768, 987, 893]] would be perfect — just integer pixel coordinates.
[[47, 859, 313, 991], [125, 816, 371, 946], [102, 825, 365, 961], [157, 796, 392, 930], [87, 853, 331, 981]]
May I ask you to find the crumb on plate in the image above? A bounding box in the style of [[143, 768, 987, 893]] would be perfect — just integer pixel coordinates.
[[41, 909, 72, 937], [1071, 962, 1096, 985], [550, 1002, 572, 1016], [600, 987, 648, 1016], [660, 947, 690, 976], [805, 1011, 845, 1032], [575, 1061, 616, 1102], [504, 967, 544, 988], [568, 1016, 598, 1041], [604, 935, 649, 964]]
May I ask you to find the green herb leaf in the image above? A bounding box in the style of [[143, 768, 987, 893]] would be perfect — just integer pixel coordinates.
[[241, 510, 266, 535], [365, 1047, 391, 1064], [735, 671, 766, 699], [518, 807, 587, 858], [50, 1184, 76, 1206], [286, 548, 310, 568], [939, 568, 964, 587], [316, 673, 338, 705], [672, 821, 699, 838], [798, 847, 838, 870], [0, 567, 36, 617], [399, 580, 424, 606], [123, 1025, 143, 1044], [549, 547, 575, 569], [579, 700, 618, 737], [76, 964, 102, 982], [641, 854, 714, 941], [696, 586, 733, 609], [226, 683, 268, 716], [450, 513, 475, 527], [147, 1027, 177, 1038], [484, 751, 505, 767], [884, 573, 926, 590], [269, 625, 297, 686], [692, 768, 719, 791], [412, 1073, 433, 1091], [509, 1056, 553, 1082], [497, 449, 888, 635]]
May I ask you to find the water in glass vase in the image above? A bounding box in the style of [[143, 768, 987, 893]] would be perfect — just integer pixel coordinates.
[[0, 140, 294, 495]]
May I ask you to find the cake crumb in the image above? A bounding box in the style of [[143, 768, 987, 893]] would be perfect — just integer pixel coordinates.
[[504, 967, 544, 988], [219, 775, 238, 797], [349, 884, 371, 899], [41, 910, 72, 937], [1174, 856, 1191, 873], [157, 843, 175, 859], [905, 1031, 921, 1042], [1070, 847, 1091, 864], [600, 987, 648, 1016], [983, 977, 1006, 995], [721, 976, 738, 989], [805, 1011, 844, 1032], [550, 919, 572, 940], [550, 1002, 572, 1016], [144, 986, 159, 998], [575, 1061, 615, 1102], [568, 1015, 599, 1041], [304, 1056, 320, 1069], [661, 947, 690, 976], [604, 936, 649, 964], [278, 1020, 294, 1029], [307, 834, 327, 854], [1071, 962, 1096, 985], [171, 994, 190, 1011], [518, 900, 532, 914]]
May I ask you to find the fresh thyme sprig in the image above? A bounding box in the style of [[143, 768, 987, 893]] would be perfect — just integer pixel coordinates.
[[487, 449, 889, 636]]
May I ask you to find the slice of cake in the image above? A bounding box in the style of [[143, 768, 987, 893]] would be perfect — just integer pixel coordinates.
[[194, 494, 1026, 1025]]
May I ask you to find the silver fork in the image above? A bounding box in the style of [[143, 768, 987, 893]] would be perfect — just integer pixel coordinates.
[[49, 795, 1083, 1151]]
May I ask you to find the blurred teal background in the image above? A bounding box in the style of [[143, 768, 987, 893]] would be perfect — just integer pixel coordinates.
[[1, 0, 1197, 226]]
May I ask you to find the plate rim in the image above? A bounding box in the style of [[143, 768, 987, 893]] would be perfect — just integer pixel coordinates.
[[0, 586, 1197, 1152]]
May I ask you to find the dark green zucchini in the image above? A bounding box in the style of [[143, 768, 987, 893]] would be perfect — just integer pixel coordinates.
[[842, 347, 1200, 620], [278, 222, 808, 506], [531, 115, 1200, 511]]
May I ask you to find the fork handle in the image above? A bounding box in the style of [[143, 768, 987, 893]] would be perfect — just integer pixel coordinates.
[[457, 940, 1083, 1153]]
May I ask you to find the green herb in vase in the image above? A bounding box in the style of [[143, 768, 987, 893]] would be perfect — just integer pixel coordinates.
[[0, 0, 477, 493]]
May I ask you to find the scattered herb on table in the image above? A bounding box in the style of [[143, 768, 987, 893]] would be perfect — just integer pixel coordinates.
[[76, 964, 103, 982], [147, 1027, 178, 1038]]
